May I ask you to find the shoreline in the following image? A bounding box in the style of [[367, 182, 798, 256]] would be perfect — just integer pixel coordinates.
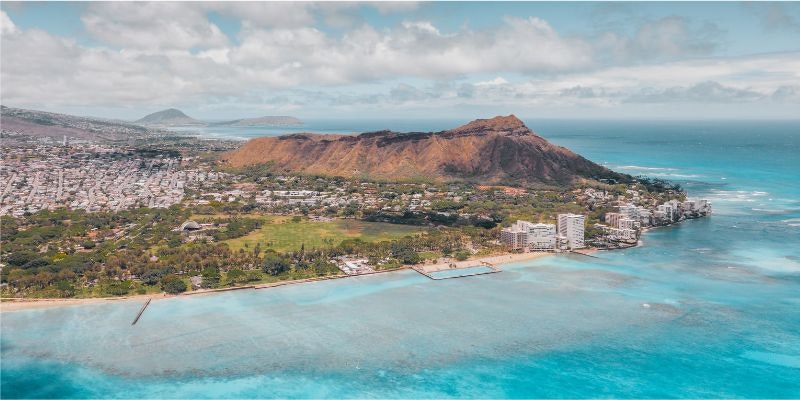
[[1, 218, 710, 313], [0, 252, 553, 312]]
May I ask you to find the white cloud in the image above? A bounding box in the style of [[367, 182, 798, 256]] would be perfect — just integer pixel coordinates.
[[81, 2, 230, 50], [2, 6, 798, 119], [1, 10, 18, 35], [475, 77, 510, 86], [625, 81, 763, 103], [212, 2, 316, 29]]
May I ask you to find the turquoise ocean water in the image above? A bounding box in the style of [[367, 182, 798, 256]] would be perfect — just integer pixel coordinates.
[[2, 120, 799, 398]]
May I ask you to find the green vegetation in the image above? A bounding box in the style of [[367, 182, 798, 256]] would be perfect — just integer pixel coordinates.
[[161, 275, 188, 294], [1, 165, 685, 299], [223, 216, 427, 253]]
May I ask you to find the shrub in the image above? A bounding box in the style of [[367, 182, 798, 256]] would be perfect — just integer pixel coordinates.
[[161, 275, 187, 294]]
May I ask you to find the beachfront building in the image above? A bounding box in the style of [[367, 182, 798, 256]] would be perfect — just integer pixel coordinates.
[[500, 221, 557, 250], [557, 213, 586, 249], [618, 217, 636, 230], [528, 223, 557, 250], [500, 220, 533, 250], [608, 227, 637, 241]]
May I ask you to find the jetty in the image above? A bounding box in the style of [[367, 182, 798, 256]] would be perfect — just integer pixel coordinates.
[[571, 249, 601, 259], [131, 298, 151, 325]]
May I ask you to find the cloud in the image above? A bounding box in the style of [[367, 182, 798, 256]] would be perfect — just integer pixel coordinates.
[[751, 3, 800, 32], [595, 16, 723, 64], [560, 86, 599, 98], [81, 2, 230, 50], [212, 2, 316, 29], [625, 81, 763, 103], [771, 85, 800, 102], [475, 77, 509, 86], [2, 6, 799, 118], [1, 10, 18, 35]]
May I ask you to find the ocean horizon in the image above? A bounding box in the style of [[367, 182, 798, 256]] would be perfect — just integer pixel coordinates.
[[3, 120, 799, 398]]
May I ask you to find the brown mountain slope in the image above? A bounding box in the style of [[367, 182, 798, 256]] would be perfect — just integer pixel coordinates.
[[221, 115, 630, 186]]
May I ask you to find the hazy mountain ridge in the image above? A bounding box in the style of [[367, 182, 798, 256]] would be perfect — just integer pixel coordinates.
[[136, 108, 302, 127], [222, 115, 631, 186], [135, 108, 203, 126], [211, 116, 303, 127], [0, 105, 149, 140]]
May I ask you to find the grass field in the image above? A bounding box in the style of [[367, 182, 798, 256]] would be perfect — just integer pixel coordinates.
[[223, 217, 427, 253]]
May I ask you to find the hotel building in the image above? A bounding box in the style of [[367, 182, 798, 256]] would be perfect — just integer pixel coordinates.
[[500, 220, 557, 250], [557, 213, 586, 249]]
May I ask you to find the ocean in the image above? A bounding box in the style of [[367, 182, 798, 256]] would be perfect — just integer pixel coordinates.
[[2, 120, 799, 398]]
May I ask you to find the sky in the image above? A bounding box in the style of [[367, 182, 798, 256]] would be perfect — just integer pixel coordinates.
[[1, 1, 799, 121]]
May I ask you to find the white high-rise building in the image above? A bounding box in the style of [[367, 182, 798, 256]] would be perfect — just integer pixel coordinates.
[[528, 223, 557, 250], [500, 221, 530, 250], [500, 220, 557, 250], [557, 213, 586, 249]]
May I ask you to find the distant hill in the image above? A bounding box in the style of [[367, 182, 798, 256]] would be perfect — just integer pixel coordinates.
[[135, 108, 202, 126], [222, 115, 632, 186], [212, 116, 302, 127], [0, 105, 149, 141]]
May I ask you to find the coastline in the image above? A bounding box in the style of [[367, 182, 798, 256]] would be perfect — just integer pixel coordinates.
[[0, 251, 553, 312]]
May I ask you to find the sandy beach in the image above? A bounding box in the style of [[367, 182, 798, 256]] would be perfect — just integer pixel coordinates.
[[1, 252, 553, 312], [0, 293, 168, 312]]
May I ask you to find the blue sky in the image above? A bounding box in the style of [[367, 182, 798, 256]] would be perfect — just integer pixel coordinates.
[[1, 2, 799, 120]]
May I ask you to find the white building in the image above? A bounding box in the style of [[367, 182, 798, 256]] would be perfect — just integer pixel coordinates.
[[500, 220, 557, 250], [618, 218, 636, 230], [557, 213, 586, 249], [605, 212, 623, 228], [528, 223, 557, 250], [500, 221, 530, 250]]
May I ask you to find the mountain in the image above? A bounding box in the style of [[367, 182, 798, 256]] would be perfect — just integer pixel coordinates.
[[221, 115, 631, 186], [135, 108, 202, 126], [212, 116, 302, 127], [1, 105, 149, 141]]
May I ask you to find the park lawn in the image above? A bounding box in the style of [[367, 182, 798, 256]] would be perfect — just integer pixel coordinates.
[[223, 217, 427, 253]]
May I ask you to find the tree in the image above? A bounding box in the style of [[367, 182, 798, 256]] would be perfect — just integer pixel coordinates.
[[141, 268, 167, 285], [262, 253, 291, 276], [55, 280, 76, 298], [226, 268, 247, 285], [312, 258, 338, 276], [106, 281, 132, 296], [454, 250, 471, 261], [81, 241, 96, 249], [7, 251, 37, 267], [161, 275, 187, 294], [343, 202, 359, 218], [23, 257, 50, 270], [441, 242, 453, 256], [201, 267, 220, 288]]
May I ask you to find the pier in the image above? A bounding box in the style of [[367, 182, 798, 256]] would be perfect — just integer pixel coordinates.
[[131, 298, 151, 325], [413, 261, 501, 280]]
